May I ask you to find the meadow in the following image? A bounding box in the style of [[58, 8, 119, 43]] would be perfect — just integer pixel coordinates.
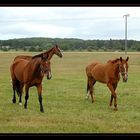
[[0, 51, 140, 133]]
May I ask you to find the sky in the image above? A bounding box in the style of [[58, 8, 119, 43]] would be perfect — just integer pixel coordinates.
[[0, 7, 140, 41]]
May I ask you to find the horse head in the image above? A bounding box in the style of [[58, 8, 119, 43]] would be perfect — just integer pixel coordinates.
[[40, 56, 52, 80], [53, 44, 63, 58], [119, 57, 129, 82]]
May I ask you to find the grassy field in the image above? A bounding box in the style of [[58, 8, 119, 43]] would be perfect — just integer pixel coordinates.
[[0, 51, 140, 133]]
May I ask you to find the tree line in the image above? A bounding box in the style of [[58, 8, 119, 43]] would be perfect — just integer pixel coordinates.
[[0, 37, 140, 52]]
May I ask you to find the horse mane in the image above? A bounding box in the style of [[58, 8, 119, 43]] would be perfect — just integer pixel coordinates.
[[32, 53, 44, 59], [33, 60, 41, 77], [27, 55, 43, 78], [32, 52, 48, 60], [107, 58, 120, 64], [43, 46, 54, 55], [32, 46, 56, 60]]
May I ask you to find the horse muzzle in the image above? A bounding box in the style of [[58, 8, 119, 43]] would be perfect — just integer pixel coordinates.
[[57, 52, 63, 58], [122, 73, 128, 83], [123, 78, 127, 82], [122, 75, 128, 82], [47, 72, 52, 80], [59, 54, 63, 58]]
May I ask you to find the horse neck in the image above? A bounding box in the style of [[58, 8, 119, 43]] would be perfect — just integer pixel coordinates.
[[113, 61, 120, 77], [107, 61, 120, 77], [45, 47, 55, 60], [29, 58, 43, 78]]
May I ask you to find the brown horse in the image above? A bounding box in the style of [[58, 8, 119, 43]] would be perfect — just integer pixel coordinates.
[[85, 57, 129, 111], [12, 44, 62, 105], [14, 44, 63, 61], [10, 53, 52, 112]]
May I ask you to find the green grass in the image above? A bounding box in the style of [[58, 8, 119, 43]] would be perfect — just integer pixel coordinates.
[[0, 51, 140, 133]]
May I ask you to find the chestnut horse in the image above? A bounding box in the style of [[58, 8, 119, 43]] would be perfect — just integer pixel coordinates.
[[10, 53, 52, 112], [12, 44, 62, 105], [85, 57, 129, 111], [14, 44, 63, 61]]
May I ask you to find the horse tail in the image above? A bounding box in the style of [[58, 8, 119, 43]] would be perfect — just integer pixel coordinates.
[[86, 76, 94, 93], [15, 80, 20, 97]]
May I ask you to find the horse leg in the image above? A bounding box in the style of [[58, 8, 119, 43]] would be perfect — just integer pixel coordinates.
[[36, 84, 44, 112], [12, 80, 16, 103], [24, 85, 29, 109], [12, 87, 16, 103], [12, 79, 21, 104], [110, 83, 117, 106], [19, 83, 24, 106], [86, 76, 91, 99], [107, 83, 118, 111], [113, 83, 117, 110], [110, 94, 113, 106]]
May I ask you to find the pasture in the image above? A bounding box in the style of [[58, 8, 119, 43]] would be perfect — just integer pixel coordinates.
[[0, 51, 140, 133]]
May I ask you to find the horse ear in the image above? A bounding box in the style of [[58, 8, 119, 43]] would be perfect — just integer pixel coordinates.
[[126, 56, 129, 61], [120, 57, 122, 62], [55, 44, 58, 48], [116, 63, 120, 69]]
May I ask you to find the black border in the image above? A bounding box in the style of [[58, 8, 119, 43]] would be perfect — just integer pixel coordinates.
[[1, 133, 140, 139], [0, 0, 140, 6], [0, 2, 140, 138]]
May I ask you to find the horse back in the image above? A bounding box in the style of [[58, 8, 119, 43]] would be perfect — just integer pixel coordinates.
[[86, 61, 112, 83], [91, 62, 119, 83], [14, 55, 32, 61]]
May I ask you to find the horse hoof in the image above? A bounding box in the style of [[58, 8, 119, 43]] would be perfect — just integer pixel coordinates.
[[114, 108, 118, 111], [19, 102, 22, 106], [24, 105, 27, 109], [40, 110, 44, 113], [12, 99, 16, 103]]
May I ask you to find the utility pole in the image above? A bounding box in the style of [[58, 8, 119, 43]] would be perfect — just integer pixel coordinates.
[[123, 14, 130, 55]]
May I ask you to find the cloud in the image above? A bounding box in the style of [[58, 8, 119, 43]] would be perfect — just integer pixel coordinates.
[[0, 7, 140, 40]]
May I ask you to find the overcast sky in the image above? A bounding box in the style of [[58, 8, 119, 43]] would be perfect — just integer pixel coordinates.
[[0, 7, 140, 40]]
